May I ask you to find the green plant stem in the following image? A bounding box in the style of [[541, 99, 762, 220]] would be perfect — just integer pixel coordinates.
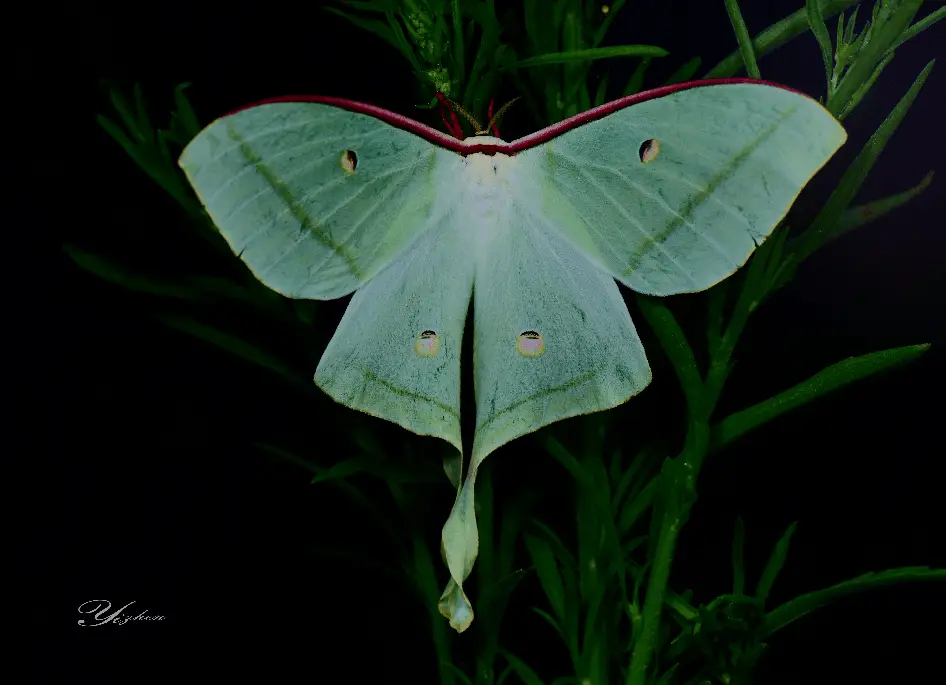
[[626, 419, 708, 685], [629, 261, 769, 684], [627, 495, 682, 685], [635, 296, 703, 413], [628, 298, 716, 685], [412, 533, 456, 685]]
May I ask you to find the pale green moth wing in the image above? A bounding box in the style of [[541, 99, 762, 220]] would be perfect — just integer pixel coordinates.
[[179, 99, 470, 455], [177, 81, 846, 634], [513, 82, 848, 295], [179, 100, 461, 300], [315, 219, 473, 455]]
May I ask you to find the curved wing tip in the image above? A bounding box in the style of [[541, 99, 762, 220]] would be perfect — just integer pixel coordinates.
[[470, 376, 652, 462]]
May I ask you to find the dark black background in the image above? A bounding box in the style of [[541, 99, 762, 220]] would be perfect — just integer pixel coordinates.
[[13, 0, 944, 682]]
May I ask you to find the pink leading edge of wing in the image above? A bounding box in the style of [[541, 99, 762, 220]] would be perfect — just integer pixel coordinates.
[[219, 78, 808, 157]]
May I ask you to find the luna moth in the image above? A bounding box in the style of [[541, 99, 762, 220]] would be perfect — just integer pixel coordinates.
[[178, 78, 846, 632]]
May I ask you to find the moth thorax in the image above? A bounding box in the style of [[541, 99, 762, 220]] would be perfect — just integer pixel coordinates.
[[462, 153, 517, 259], [465, 151, 511, 180]]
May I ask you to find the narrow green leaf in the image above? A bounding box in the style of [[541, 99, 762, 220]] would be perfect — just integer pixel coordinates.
[[478, 569, 528, 633], [636, 295, 704, 417], [627, 459, 691, 685], [838, 50, 894, 121], [584, 441, 613, 509], [109, 86, 145, 142], [309, 457, 370, 484], [842, 4, 859, 48], [185, 275, 284, 310], [885, 6, 946, 57], [530, 520, 578, 571], [524, 533, 566, 622], [835, 7, 845, 58], [792, 60, 935, 262], [463, 17, 475, 48], [256, 442, 400, 544], [612, 441, 660, 515], [764, 566, 946, 637], [497, 493, 535, 588], [64, 245, 200, 300], [441, 663, 473, 685], [733, 517, 746, 596], [132, 83, 154, 144], [156, 313, 311, 392], [97, 114, 150, 173], [509, 44, 667, 69], [410, 532, 444, 606], [617, 478, 656, 535], [608, 445, 624, 498], [171, 82, 201, 140], [256, 442, 322, 477], [830, 171, 934, 242], [155, 128, 173, 164], [593, 0, 627, 47], [522, 0, 545, 58], [450, 0, 464, 78], [705, 0, 861, 78], [655, 664, 679, 685], [662, 56, 702, 86], [500, 650, 546, 685], [464, 18, 499, 106], [593, 72, 610, 107], [756, 522, 797, 604], [542, 435, 592, 488], [761, 225, 791, 286], [477, 464, 497, 593], [578, 451, 628, 604], [705, 281, 729, 358], [551, 0, 569, 42], [530, 606, 564, 638], [732, 224, 781, 321], [623, 57, 652, 96], [724, 0, 761, 78], [496, 664, 515, 685], [806, 0, 834, 89], [384, 7, 424, 72], [414, 93, 440, 110], [559, 5, 589, 119], [662, 585, 699, 622], [712, 344, 930, 450]]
